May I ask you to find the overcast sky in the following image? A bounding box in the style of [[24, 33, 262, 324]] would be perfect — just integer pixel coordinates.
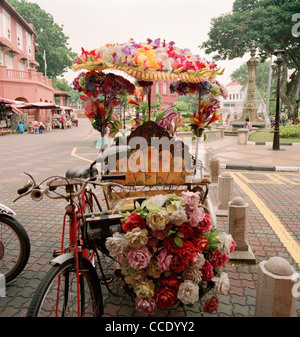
[[28, 0, 250, 85]]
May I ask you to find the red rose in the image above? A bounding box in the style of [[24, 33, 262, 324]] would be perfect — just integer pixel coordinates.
[[210, 250, 229, 268], [162, 236, 180, 254], [170, 254, 190, 273], [155, 287, 178, 310], [160, 274, 181, 291], [198, 214, 212, 234], [178, 223, 193, 240], [193, 236, 209, 253], [201, 260, 214, 281], [203, 295, 219, 313], [178, 241, 196, 264], [122, 213, 146, 232]]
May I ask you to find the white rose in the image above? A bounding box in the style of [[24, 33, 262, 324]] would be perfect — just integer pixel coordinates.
[[169, 208, 187, 226], [146, 209, 169, 231], [105, 232, 128, 257], [213, 272, 230, 295], [177, 280, 199, 305], [217, 232, 234, 254], [193, 253, 205, 269]]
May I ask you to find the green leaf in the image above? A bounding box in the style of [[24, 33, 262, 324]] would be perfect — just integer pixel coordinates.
[[174, 236, 183, 248], [176, 232, 184, 238]]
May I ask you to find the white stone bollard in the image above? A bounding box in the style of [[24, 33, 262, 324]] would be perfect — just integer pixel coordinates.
[[205, 148, 214, 170], [255, 256, 299, 317], [228, 197, 256, 263], [217, 172, 233, 215], [237, 128, 249, 145], [209, 156, 220, 184]]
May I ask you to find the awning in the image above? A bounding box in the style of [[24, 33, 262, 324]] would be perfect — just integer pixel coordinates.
[[0, 97, 25, 104], [12, 102, 60, 110]]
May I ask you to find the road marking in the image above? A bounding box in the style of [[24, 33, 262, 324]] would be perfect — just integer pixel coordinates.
[[231, 172, 300, 266], [272, 174, 300, 185], [235, 172, 285, 185], [71, 147, 93, 163]]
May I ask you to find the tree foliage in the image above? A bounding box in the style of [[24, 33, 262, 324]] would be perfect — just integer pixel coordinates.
[[7, 0, 77, 78], [201, 0, 300, 118]]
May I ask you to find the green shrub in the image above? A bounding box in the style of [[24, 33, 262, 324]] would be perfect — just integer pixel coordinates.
[[280, 125, 300, 138]]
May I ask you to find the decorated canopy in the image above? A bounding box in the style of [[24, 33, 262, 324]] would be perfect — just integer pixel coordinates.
[[71, 38, 224, 84]]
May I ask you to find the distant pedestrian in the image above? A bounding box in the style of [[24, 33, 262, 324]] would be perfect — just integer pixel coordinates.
[[243, 118, 252, 131], [281, 116, 286, 126]]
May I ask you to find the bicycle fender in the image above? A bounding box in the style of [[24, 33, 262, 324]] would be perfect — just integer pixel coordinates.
[[0, 203, 16, 216], [50, 253, 73, 266]]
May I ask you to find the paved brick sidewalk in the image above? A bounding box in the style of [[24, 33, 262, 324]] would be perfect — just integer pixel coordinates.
[[0, 120, 299, 317]]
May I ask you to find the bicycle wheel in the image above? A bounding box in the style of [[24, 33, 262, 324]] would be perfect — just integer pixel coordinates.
[[27, 257, 103, 317], [0, 214, 30, 283]]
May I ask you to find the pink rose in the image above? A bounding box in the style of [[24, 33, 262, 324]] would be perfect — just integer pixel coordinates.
[[126, 246, 152, 270], [157, 249, 173, 272], [136, 297, 156, 315], [181, 191, 200, 210], [187, 208, 205, 227], [201, 260, 214, 281]]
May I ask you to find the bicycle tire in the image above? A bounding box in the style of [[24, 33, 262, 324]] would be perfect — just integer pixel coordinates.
[[27, 257, 103, 317], [0, 214, 30, 283]]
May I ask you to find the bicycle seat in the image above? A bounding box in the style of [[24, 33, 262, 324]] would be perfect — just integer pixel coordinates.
[[65, 166, 98, 179]]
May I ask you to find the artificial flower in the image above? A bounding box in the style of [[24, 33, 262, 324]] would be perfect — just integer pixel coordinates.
[[213, 272, 230, 295], [183, 266, 202, 284], [125, 227, 148, 249], [125, 270, 147, 287], [177, 280, 199, 305], [203, 295, 219, 313], [104, 192, 234, 316], [136, 297, 157, 315], [126, 246, 152, 270], [134, 279, 155, 298], [146, 209, 169, 231], [105, 232, 128, 257], [201, 260, 214, 282], [146, 258, 162, 278], [157, 249, 173, 272], [155, 287, 178, 310], [122, 213, 146, 232]]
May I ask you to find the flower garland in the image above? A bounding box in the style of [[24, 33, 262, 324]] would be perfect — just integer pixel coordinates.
[[73, 71, 135, 136], [105, 192, 236, 315], [73, 39, 219, 75]]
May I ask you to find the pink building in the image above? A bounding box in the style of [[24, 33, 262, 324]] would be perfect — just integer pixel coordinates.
[[151, 79, 178, 106], [0, 0, 54, 123]]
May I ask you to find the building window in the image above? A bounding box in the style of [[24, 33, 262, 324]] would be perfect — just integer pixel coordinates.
[[229, 94, 232, 100], [3, 9, 11, 41], [5, 52, 13, 69], [17, 24, 23, 49], [156, 82, 159, 93], [25, 32, 32, 55], [18, 60, 25, 71], [240, 94, 242, 100], [163, 81, 167, 95]]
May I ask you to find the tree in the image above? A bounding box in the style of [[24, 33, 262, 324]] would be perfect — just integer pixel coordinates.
[[201, 0, 300, 119], [7, 0, 77, 78]]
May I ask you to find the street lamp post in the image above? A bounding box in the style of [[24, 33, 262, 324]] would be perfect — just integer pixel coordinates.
[[272, 49, 285, 151]]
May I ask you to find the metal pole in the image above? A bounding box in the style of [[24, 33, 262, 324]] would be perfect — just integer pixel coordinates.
[[272, 66, 281, 150], [272, 49, 284, 151]]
